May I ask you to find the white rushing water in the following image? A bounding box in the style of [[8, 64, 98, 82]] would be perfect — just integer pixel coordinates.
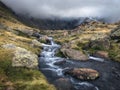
[[40, 37, 63, 76], [40, 37, 99, 90], [89, 56, 104, 62]]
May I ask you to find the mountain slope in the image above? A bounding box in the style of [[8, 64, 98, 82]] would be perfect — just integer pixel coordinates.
[[42, 19, 120, 62], [0, 1, 55, 90]]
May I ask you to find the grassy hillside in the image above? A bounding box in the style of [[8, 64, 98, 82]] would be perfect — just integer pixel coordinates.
[[43, 20, 120, 62], [0, 2, 56, 90]]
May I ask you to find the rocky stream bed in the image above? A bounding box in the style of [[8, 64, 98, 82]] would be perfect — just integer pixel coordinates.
[[39, 37, 120, 90]]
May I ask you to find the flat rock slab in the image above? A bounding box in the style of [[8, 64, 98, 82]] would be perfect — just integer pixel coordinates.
[[94, 51, 109, 59], [65, 68, 99, 80]]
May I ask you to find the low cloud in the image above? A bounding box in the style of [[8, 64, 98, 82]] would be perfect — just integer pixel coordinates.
[[1, 0, 120, 22]]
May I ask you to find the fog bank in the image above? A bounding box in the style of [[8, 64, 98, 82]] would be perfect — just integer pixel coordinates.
[[1, 0, 120, 23]]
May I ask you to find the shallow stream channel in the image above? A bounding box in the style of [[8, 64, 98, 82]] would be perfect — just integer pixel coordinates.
[[39, 37, 120, 90]]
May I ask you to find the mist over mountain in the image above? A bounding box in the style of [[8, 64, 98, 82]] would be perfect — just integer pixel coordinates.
[[1, 0, 120, 23]]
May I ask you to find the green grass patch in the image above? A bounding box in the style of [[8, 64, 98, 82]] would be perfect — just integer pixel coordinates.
[[0, 48, 55, 90]]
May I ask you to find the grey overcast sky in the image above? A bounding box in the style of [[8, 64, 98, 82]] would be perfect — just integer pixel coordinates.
[[1, 0, 120, 22]]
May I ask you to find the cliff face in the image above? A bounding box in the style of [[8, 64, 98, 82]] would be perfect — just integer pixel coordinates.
[[0, 2, 56, 90]]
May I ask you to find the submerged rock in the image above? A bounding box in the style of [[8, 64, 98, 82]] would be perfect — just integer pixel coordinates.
[[61, 49, 89, 61], [54, 78, 74, 90], [65, 68, 99, 80], [54, 59, 66, 65]]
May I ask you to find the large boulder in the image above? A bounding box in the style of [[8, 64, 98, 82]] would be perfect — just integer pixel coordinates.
[[61, 48, 88, 61], [2, 44, 38, 69], [12, 47, 38, 69], [65, 68, 99, 80], [54, 78, 74, 90]]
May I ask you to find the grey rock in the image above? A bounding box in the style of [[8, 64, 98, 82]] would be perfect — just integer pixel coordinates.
[[111, 27, 120, 41], [2, 44, 38, 69], [12, 47, 38, 68], [2, 44, 16, 49], [61, 48, 89, 61], [65, 68, 99, 80], [93, 51, 109, 59], [22, 29, 33, 36], [32, 32, 42, 38], [0, 23, 7, 29], [86, 39, 110, 50], [54, 78, 74, 90]]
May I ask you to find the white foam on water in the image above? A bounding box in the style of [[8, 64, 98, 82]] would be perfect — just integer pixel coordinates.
[[55, 68, 63, 76], [41, 68, 56, 71], [89, 56, 104, 62], [40, 37, 64, 76], [70, 76, 99, 90], [74, 82, 99, 90], [66, 60, 75, 64]]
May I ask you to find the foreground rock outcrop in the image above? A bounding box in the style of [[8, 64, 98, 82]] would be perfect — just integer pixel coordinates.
[[13, 47, 38, 68], [65, 68, 99, 80], [3, 44, 38, 69]]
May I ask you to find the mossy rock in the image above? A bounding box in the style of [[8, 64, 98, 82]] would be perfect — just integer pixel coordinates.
[[56, 50, 66, 57]]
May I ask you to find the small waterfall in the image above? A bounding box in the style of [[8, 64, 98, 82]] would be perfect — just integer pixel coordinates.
[[40, 37, 63, 76]]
